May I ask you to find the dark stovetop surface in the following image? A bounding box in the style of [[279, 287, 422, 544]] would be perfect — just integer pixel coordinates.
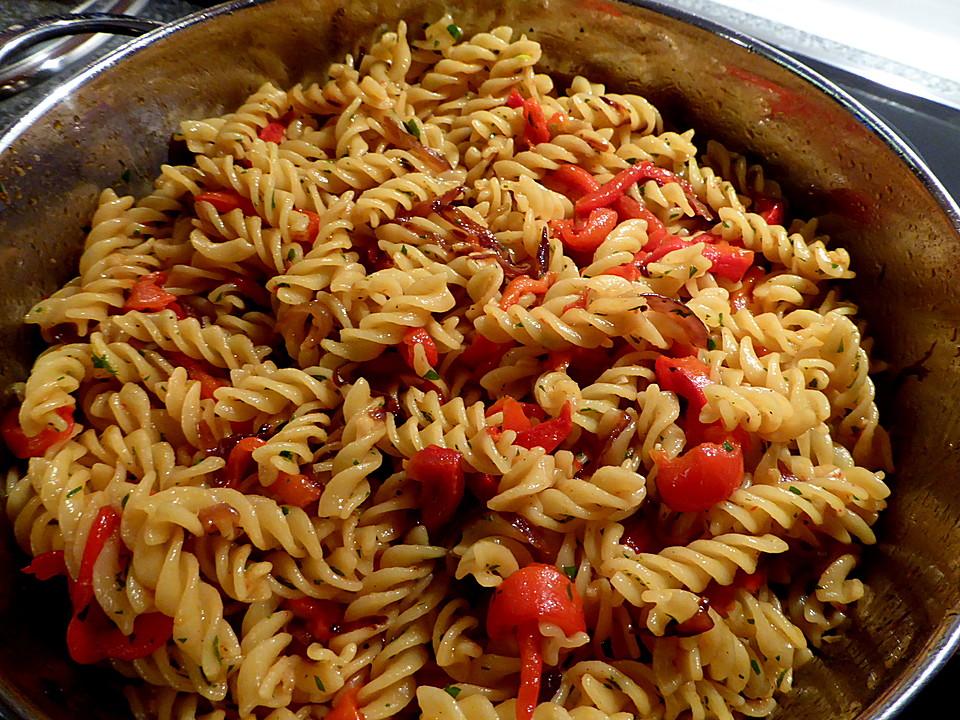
[[1, 2, 959, 719]]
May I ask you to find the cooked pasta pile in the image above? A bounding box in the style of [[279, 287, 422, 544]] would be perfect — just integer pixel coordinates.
[[3, 16, 892, 720]]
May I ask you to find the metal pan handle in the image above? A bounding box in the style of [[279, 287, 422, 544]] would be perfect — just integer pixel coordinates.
[[0, 13, 164, 98]]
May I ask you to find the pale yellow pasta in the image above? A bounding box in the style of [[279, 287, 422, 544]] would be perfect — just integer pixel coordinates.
[[3, 15, 891, 720]]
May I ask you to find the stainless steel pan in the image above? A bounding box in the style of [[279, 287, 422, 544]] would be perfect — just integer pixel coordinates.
[[2, 1, 959, 718]]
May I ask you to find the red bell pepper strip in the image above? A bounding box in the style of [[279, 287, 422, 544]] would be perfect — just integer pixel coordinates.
[[513, 402, 572, 454], [22, 550, 67, 580], [328, 686, 365, 720], [95, 611, 174, 661], [467, 472, 501, 502], [406, 446, 465, 532], [486, 397, 535, 433], [499, 274, 553, 310], [600, 262, 641, 281], [487, 563, 586, 720], [576, 161, 711, 219], [71, 506, 121, 610], [292, 209, 322, 246], [399, 327, 439, 370], [259, 121, 286, 144], [506, 89, 525, 109], [609, 195, 671, 248], [704, 568, 766, 615], [655, 355, 714, 409], [285, 596, 343, 644], [653, 439, 744, 512], [2, 405, 75, 459], [169, 352, 229, 400], [729, 265, 766, 312], [194, 189, 257, 216], [754, 196, 785, 225], [125, 271, 178, 312], [521, 98, 551, 146], [272, 471, 323, 508], [221, 437, 267, 489], [550, 208, 618, 253], [642, 236, 754, 283], [550, 164, 600, 198], [26, 506, 173, 664]]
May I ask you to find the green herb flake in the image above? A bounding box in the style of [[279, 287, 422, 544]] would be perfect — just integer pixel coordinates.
[[66, 486, 83, 498], [788, 486, 803, 495], [401, 118, 421, 140], [722, 440, 734, 452], [92, 354, 117, 374], [706, 337, 717, 351], [314, 676, 326, 692], [281, 506, 290, 515], [444, 684, 462, 698], [751, 659, 761, 675], [562, 565, 578, 580], [280, 450, 294, 460], [330, 566, 345, 577], [446, 23, 463, 41], [423, 369, 441, 381], [777, 669, 788, 687], [213, 636, 222, 662], [287, 248, 296, 262]]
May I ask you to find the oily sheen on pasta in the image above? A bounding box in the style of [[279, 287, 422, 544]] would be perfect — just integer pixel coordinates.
[[3, 16, 892, 720]]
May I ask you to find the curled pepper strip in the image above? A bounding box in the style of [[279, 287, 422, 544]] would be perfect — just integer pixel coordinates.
[[65, 506, 173, 664], [219, 436, 267, 489], [487, 563, 586, 720], [399, 327, 439, 371], [499, 274, 554, 309], [575, 161, 713, 220], [2, 405, 75, 459], [125, 271, 178, 312], [406, 445, 465, 532]]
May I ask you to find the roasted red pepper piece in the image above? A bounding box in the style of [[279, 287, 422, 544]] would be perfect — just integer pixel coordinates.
[[22, 550, 67, 580], [169, 352, 229, 400], [521, 98, 551, 146], [499, 274, 554, 309], [486, 397, 535, 433], [513, 402, 572, 454], [221, 437, 267, 489], [642, 235, 754, 283], [2, 405, 75, 459], [399, 327, 439, 370], [71, 506, 120, 610], [506, 89, 525, 109], [551, 208, 618, 253], [28, 506, 173, 664], [292, 209, 322, 246], [652, 439, 744, 512], [328, 686, 365, 720], [487, 563, 586, 720], [259, 121, 286, 144], [655, 355, 714, 408], [194, 189, 257, 216], [576, 161, 710, 219], [754, 196, 785, 225], [272, 471, 323, 508], [467, 472, 501, 502], [285, 596, 343, 644], [704, 568, 766, 615], [406, 445, 465, 532], [549, 164, 600, 198], [95, 611, 174, 662], [125, 271, 178, 312], [609, 195, 671, 248]]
